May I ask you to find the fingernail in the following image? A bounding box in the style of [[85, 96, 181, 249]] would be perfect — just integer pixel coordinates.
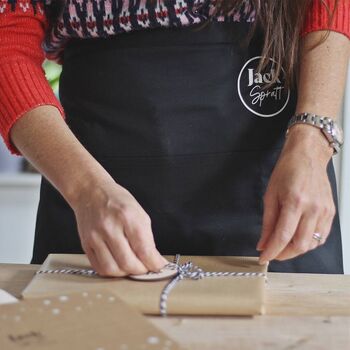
[[158, 257, 168, 269], [259, 258, 268, 265], [162, 256, 168, 262], [259, 254, 265, 263], [256, 241, 264, 250]]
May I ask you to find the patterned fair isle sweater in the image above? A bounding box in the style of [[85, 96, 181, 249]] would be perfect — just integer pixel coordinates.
[[0, 0, 349, 154]]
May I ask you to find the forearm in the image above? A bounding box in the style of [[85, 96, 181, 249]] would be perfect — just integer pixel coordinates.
[[286, 31, 350, 161], [10, 105, 114, 207], [296, 30, 349, 118], [10, 105, 167, 274], [258, 31, 349, 262]]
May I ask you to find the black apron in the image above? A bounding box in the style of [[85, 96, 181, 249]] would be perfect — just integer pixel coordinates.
[[32, 22, 343, 273]]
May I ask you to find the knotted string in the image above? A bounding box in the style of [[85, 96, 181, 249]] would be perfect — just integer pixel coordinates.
[[36, 254, 266, 316], [159, 254, 266, 316]]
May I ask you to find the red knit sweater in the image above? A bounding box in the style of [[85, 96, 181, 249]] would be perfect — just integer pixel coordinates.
[[0, 0, 349, 155]]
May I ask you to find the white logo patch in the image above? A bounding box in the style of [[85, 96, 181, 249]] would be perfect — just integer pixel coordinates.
[[237, 56, 290, 118]]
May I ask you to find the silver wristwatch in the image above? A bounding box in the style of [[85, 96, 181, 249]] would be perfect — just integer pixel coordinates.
[[286, 112, 344, 154]]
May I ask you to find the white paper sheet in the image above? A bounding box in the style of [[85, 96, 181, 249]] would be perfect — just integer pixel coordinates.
[[0, 289, 18, 305]]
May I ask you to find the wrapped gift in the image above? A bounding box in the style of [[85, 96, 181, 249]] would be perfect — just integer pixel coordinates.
[[0, 290, 181, 350], [23, 254, 268, 316]]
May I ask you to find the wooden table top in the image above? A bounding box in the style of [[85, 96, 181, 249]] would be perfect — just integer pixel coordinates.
[[1, 264, 350, 349]]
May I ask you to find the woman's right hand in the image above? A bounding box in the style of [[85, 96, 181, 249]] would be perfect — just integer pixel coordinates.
[[72, 177, 168, 277], [9, 106, 167, 277]]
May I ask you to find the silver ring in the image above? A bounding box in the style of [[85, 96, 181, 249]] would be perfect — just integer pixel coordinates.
[[312, 232, 323, 243]]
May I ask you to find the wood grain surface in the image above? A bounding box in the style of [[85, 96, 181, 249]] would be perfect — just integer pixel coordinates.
[[1, 264, 349, 350]]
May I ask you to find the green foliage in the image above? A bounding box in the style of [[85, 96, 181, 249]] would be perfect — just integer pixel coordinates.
[[43, 60, 62, 97]]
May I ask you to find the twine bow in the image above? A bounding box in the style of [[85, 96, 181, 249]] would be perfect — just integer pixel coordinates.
[[159, 254, 266, 316]]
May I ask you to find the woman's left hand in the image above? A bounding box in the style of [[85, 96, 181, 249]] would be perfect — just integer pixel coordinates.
[[257, 124, 336, 264]]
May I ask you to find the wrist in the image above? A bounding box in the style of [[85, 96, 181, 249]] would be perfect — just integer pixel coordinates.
[[63, 163, 116, 210], [283, 123, 334, 164]]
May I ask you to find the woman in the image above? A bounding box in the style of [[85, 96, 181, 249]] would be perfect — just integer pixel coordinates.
[[0, 0, 349, 275]]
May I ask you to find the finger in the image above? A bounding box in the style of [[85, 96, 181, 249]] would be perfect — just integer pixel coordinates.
[[103, 227, 148, 275], [126, 220, 168, 272], [89, 234, 126, 277], [84, 246, 101, 272], [310, 207, 335, 250], [309, 234, 321, 251], [259, 205, 301, 264], [275, 212, 318, 261], [257, 193, 279, 251]]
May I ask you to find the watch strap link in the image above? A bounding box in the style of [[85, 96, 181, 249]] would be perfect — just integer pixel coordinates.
[[287, 113, 332, 130], [286, 112, 343, 155]]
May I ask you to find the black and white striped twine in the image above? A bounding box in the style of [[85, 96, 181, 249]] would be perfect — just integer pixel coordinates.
[[36, 268, 97, 276], [36, 254, 266, 316]]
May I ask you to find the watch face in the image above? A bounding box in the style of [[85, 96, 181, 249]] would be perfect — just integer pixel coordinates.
[[333, 122, 344, 145]]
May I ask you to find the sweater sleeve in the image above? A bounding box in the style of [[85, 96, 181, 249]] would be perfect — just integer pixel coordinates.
[[301, 0, 350, 39], [0, 0, 65, 155]]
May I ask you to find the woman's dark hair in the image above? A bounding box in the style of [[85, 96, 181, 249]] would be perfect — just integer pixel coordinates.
[[208, 0, 340, 87]]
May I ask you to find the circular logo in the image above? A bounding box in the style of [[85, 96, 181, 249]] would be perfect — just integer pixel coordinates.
[[237, 56, 290, 118]]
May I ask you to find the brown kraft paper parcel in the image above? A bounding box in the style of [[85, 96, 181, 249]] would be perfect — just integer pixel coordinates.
[[0, 290, 182, 350], [22, 254, 268, 316]]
